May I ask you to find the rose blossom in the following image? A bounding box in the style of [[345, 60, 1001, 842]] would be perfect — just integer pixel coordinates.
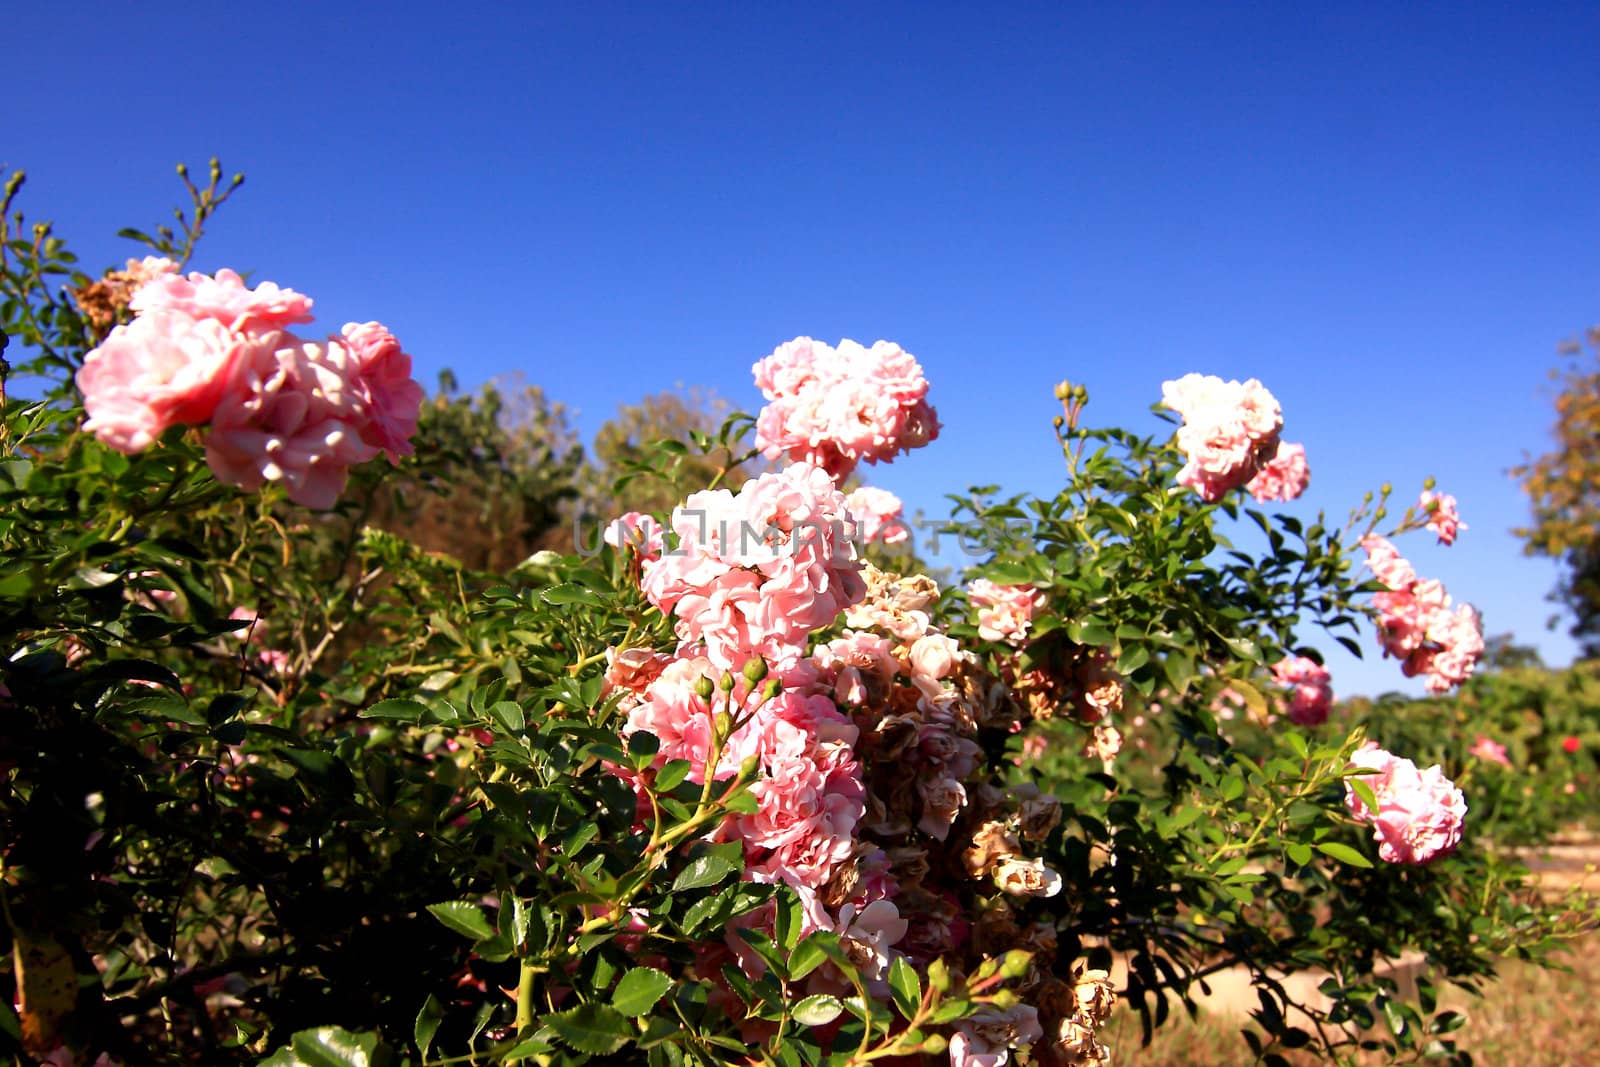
[[843, 486, 910, 544], [1161, 373, 1283, 502], [641, 462, 865, 669], [1361, 536, 1483, 693], [1344, 742, 1466, 864], [949, 1005, 1044, 1067], [967, 580, 1046, 644], [131, 267, 313, 332], [603, 512, 667, 559], [752, 337, 940, 482], [1271, 655, 1333, 726], [77, 310, 243, 451], [204, 331, 383, 509], [1246, 441, 1310, 502], [1419, 490, 1465, 546], [1468, 736, 1510, 768]]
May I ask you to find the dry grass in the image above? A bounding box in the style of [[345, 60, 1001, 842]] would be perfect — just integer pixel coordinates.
[[1100, 933, 1600, 1066]]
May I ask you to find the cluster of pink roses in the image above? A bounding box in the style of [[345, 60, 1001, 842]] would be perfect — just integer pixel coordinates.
[[752, 337, 940, 482], [1344, 742, 1467, 864], [967, 580, 1046, 644], [75, 265, 422, 508], [1362, 535, 1485, 693], [1161, 373, 1283, 502], [1270, 655, 1333, 726], [640, 463, 866, 670], [1246, 441, 1310, 503]]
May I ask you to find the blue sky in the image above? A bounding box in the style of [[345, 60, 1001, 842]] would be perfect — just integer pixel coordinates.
[[8, 2, 1598, 695]]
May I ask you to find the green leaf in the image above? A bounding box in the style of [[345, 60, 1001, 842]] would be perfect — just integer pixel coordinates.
[[359, 698, 429, 722], [426, 901, 496, 941], [260, 1026, 385, 1066], [1317, 841, 1374, 868], [887, 956, 921, 1020], [542, 583, 607, 608], [414, 995, 444, 1058], [612, 966, 674, 1017], [672, 853, 738, 892], [545, 1003, 633, 1055], [489, 700, 526, 733], [791, 994, 845, 1027]]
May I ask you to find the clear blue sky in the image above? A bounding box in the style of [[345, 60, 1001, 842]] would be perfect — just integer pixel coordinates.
[[8, 2, 1598, 695]]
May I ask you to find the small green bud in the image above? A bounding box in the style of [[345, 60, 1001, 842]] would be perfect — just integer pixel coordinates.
[[742, 657, 768, 685], [1074, 383, 1089, 403], [1374, 507, 1387, 521], [1363, 490, 1374, 503], [990, 988, 1020, 1010], [921, 1035, 948, 1056], [718, 672, 735, 693], [1052, 415, 1065, 429], [927, 958, 952, 993], [1380, 482, 1392, 496], [998, 949, 1033, 980], [176, 162, 188, 177], [738, 754, 760, 779], [693, 676, 715, 701], [1054, 380, 1072, 400], [1423, 475, 1436, 491], [762, 678, 783, 700], [713, 711, 733, 738]]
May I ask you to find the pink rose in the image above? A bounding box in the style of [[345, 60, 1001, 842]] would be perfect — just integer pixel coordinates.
[[752, 337, 940, 482], [843, 486, 910, 545], [1468, 736, 1510, 768], [204, 332, 381, 509], [131, 267, 313, 332], [1419, 490, 1465, 546], [1161, 373, 1283, 502], [77, 310, 243, 451], [338, 322, 423, 463], [1246, 441, 1311, 502], [1345, 742, 1466, 864], [1271, 655, 1333, 727]]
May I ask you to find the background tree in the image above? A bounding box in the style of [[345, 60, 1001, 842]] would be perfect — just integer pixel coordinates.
[[1513, 326, 1600, 658], [583, 385, 757, 516], [367, 372, 588, 566]]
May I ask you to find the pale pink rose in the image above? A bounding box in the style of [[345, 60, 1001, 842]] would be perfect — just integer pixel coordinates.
[[843, 486, 910, 545], [832, 899, 909, 982], [752, 337, 940, 482], [338, 322, 423, 462], [1246, 441, 1310, 502], [604, 512, 667, 559], [1345, 741, 1466, 864], [1271, 655, 1333, 726], [204, 332, 381, 509], [968, 579, 1045, 644], [1161, 373, 1283, 501], [1469, 735, 1510, 768], [1419, 490, 1465, 546], [950, 1005, 1044, 1067], [131, 267, 313, 332], [77, 310, 244, 451], [907, 632, 963, 698]]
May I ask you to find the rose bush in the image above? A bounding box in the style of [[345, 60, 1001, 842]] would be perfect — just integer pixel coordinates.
[[0, 164, 1593, 1067]]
